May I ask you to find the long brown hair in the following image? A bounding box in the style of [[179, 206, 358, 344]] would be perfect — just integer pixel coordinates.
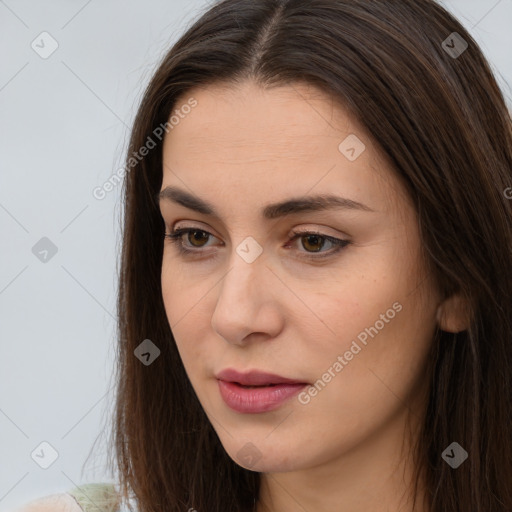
[[105, 1, 512, 510]]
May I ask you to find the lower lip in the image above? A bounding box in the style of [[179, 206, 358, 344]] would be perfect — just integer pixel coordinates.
[[217, 380, 307, 413]]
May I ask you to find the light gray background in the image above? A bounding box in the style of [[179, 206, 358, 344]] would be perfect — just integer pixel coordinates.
[[0, 1, 511, 510]]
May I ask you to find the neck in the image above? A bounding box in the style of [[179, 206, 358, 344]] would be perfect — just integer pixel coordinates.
[[255, 406, 429, 512]]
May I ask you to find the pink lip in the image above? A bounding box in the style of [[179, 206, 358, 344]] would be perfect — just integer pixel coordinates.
[[215, 368, 307, 386], [215, 368, 309, 414], [217, 380, 307, 413]]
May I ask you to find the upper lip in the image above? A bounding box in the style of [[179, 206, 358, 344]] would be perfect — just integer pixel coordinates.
[[216, 368, 308, 386]]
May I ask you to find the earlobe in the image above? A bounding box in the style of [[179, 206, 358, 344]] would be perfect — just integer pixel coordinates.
[[436, 293, 472, 333]]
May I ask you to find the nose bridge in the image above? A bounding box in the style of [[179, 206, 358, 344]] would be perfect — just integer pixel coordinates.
[[210, 238, 278, 343], [218, 238, 267, 309]]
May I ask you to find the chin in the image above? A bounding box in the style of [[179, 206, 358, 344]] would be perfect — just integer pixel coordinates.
[[219, 434, 310, 473]]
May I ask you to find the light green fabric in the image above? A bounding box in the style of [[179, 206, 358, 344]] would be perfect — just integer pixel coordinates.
[[67, 483, 121, 512]]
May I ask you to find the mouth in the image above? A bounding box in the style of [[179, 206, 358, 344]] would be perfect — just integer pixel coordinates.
[[214, 368, 309, 413], [216, 379, 308, 414]]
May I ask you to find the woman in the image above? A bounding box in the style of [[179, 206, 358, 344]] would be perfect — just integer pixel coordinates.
[[18, 0, 512, 511]]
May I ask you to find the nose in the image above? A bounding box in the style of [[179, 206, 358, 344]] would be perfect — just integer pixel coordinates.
[[210, 250, 283, 346]]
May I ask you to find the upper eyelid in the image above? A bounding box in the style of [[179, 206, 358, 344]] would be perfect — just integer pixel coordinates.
[[169, 220, 349, 240]]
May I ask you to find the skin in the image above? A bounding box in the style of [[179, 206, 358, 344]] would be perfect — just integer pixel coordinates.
[[158, 80, 467, 512], [15, 494, 83, 512]]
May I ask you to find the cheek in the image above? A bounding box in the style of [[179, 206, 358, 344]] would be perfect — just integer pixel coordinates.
[[320, 285, 436, 413], [293, 292, 436, 450], [300, 263, 399, 343], [161, 257, 205, 326], [300, 251, 437, 385], [161, 261, 204, 362]]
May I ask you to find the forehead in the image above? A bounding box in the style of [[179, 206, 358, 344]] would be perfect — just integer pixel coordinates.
[[165, 81, 359, 155], [160, 80, 408, 217]]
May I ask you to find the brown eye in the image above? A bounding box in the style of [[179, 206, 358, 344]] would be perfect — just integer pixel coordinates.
[[164, 228, 218, 254], [187, 230, 210, 247], [301, 234, 325, 252], [288, 230, 350, 260]]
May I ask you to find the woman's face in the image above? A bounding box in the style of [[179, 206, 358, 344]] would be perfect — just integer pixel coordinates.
[[159, 80, 441, 474]]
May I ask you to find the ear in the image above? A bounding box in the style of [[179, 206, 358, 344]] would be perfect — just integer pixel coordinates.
[[436, 293, 471, 333]]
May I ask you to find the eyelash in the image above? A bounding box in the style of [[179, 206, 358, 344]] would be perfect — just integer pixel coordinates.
[[163, 227, 350, 261]]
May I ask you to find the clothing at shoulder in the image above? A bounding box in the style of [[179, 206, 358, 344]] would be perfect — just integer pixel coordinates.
[[67, 483, 121, 512]]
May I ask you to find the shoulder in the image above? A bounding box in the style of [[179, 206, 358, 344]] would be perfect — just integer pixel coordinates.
[[13, 484, 121, 512], [12, 493, 82, 512]]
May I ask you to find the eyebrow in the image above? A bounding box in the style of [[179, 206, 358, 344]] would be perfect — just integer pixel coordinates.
[[156, 186, 374, 220]]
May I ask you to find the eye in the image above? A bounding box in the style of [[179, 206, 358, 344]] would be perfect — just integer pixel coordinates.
[[164, 227, 350, 261], [164, 228, 218, 254], [167, 228, 211, 245], [286, 230, 350, 259]]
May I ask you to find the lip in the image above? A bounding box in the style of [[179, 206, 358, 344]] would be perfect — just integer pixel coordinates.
[[217, 380, 307, 413], [215, 368, 308, 386], [215, 368, 309, 414]]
